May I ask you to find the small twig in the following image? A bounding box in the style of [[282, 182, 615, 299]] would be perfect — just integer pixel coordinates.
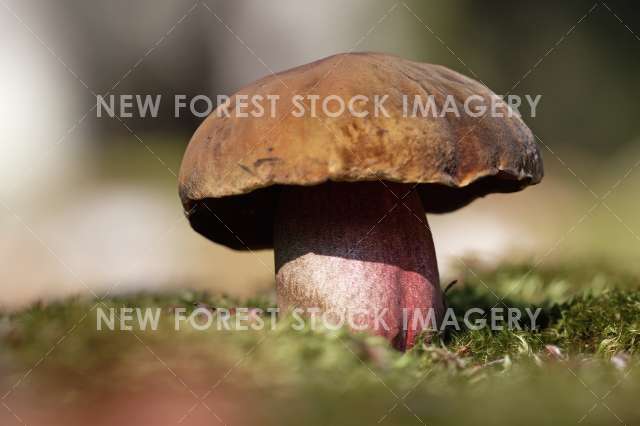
[[444, 280, 458, 294]]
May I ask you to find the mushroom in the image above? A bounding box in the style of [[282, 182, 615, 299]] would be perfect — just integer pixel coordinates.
[[179, 52, 543, 350]]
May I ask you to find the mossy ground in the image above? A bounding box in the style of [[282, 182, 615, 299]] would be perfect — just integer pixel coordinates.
[[1, 261, 639, 425]]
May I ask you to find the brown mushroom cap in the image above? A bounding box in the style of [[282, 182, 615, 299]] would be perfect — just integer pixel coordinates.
[[179, 52, 543, 250]]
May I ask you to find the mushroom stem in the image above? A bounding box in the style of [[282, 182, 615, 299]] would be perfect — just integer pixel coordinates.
[[274, 182, 445, 350]]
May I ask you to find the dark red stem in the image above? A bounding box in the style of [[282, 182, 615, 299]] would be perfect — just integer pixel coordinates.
[[274, 182, 444, 350]]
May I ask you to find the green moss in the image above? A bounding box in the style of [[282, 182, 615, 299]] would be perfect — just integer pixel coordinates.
[[1, 262, 639, 425]]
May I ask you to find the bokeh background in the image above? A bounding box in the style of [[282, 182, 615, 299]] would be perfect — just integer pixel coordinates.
[[2, 0, 639, 309]]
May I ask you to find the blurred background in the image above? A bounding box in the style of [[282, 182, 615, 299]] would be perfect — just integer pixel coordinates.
[[2, 0, 639, 309]]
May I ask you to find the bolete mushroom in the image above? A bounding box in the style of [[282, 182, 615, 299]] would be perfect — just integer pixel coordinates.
[[179, 52, 543, 350]]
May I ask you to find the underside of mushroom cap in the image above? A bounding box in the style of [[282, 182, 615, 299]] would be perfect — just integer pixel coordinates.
[[179, 52, 543, 250]]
